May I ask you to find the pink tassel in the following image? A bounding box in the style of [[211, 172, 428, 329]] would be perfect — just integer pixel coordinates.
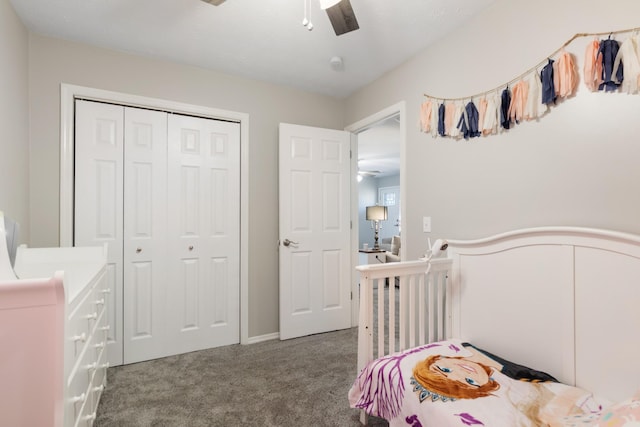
[[584, 39, 603, 91]]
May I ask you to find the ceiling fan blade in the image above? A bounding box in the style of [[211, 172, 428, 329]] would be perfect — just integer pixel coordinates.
[[200, 0, 226, 5], [325, 0, 359, 36]]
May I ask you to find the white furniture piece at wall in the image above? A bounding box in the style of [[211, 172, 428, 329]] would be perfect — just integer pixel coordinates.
[[1, 241, 108, 427], [74, 99, 241, 366]]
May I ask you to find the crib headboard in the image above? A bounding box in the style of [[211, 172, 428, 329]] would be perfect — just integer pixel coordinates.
[[447, 227, 640, 402]]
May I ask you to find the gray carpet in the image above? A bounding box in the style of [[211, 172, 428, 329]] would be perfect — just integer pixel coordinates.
[[95, 327, 388, 427]]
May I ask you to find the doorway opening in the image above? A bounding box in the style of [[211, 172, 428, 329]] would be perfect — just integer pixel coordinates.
[[346, 102, 406, 326]]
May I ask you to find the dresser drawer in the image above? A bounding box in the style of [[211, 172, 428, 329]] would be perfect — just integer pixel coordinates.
[[65, 345, 93, 426], [90, 308, 108, 359], [88, 346, 109, 419], [68, 287, 100, 362], [75, 392, 97, 427]]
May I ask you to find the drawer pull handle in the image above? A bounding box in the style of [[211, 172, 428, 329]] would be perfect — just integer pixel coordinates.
[[85, 312, 98, 320], [93, 384, 105, 393], [88, 362, 109, 372], [83, 413, 97, 422], [99, 325, 110, 332], [101, 288, 111, 295], [95, 298, 105, 306], [94, 342, 105, 349], [136, 247, 142, 253], [72, 333, 87, 343], [188, 245, 194, 251], [70, 393, 86, 403]]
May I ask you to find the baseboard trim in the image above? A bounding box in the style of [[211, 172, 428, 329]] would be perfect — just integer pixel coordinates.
[[246, 332, 279, 344]]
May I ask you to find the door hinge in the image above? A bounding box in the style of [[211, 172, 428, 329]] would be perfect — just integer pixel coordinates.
[[350, 291, 353, 300]]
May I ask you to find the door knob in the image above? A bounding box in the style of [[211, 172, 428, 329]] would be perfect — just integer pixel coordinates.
[[283, 238, 299, 247]]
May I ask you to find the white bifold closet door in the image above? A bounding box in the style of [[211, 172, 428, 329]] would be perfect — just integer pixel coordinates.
[[74, 100, 240, 366], [166, 113, 240, 355]]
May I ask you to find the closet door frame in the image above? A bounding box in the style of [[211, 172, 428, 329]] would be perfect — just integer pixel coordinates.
[[59, 83, 250, 345]]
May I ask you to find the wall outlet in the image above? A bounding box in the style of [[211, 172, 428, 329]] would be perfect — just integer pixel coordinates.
[[423, 216, 431, 233]]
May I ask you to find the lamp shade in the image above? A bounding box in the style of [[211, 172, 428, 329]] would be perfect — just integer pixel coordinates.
[[366, 205, 388, 221]]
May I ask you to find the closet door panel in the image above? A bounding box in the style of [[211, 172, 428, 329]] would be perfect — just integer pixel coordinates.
[[168, 114, 240, 354], [74, 100, 124, 366], [179, 258, 200, 330], [210, 257, 230, 326], [205, 131, 240, 337], [123, 107, 168, 364]]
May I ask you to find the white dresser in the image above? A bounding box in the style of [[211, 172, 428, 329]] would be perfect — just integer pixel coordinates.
[[5, 244, 109, 427]]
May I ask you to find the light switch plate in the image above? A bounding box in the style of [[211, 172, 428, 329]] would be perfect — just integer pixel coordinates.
[[423, 216, 431, 233]]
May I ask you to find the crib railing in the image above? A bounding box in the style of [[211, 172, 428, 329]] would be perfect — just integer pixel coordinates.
[[355, 258, 452, 374]]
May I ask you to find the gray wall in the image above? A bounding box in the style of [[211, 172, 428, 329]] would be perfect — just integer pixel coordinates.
[[11, 0, 640, 339], [0, 2, 29, 243], [27, 35, 345, 338], [345, 0, 640, 260]]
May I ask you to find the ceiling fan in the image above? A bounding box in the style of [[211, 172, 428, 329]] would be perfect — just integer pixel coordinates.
[[357, 169, 380, 182], [200, 0, 360, 36]]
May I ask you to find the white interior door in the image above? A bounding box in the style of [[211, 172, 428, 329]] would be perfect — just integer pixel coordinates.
[[74, 100, 124, 365], [122, 107, 168, 364], [167, 114, 241, 354], [279, 123, 351, 340]]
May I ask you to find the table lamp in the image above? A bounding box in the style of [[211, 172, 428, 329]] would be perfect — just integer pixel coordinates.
[[366, 205, 388, 249]]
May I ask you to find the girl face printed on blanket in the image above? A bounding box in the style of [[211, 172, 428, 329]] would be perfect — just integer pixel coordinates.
[[430, 357, 490, 388], [413, 354, 500, 400]]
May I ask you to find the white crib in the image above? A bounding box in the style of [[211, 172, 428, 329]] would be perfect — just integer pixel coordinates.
[[354, 227, 640, 425]]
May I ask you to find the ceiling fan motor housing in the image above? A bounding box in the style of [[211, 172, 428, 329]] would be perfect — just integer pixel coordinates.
[[200, 0, 226, 6]]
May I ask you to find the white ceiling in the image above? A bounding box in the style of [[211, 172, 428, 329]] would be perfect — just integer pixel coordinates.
[[358, 115, 401, 178], [10, 0, 497, 99]]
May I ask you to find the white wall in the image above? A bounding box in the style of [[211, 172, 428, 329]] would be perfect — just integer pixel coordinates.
[[0, 1, 29, 242], [27, 35, 345, 338], [345, 0, 640, 259]]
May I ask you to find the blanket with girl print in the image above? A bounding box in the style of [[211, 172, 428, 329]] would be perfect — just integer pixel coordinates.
[[349, 339, 638, 427]]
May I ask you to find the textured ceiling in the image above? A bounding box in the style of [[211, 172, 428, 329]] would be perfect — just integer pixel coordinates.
[[358, 116, 401, 178], [10, 0, 497, 98]]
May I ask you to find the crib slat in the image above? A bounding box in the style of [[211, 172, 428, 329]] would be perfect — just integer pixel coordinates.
[[437, 271, 445, 339], [399, 275, 405, 351], [389, 280, 396, 354], [377, 278, 384, 358], [427, 272, 437, 342], [403, 275, 416, 348], [418, 273, 425, 346]]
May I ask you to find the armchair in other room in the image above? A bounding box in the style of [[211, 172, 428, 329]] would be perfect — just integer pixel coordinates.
[[383, 235, 401, 262]]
